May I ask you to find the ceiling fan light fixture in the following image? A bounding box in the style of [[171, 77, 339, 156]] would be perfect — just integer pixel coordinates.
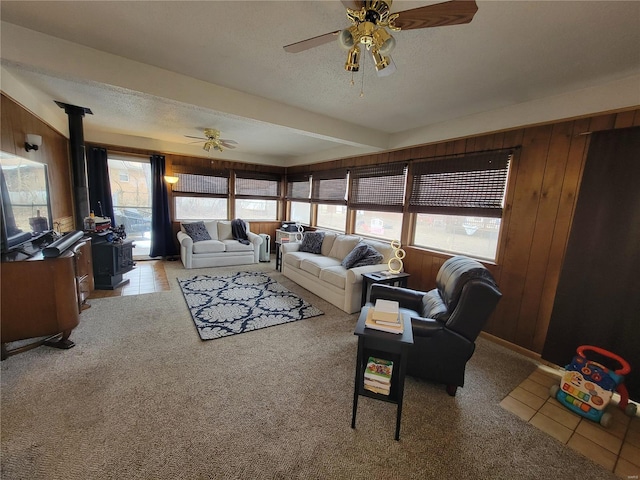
[[373, 27, 395, 55], [345, 45, 361, 72], [371, 48, 390, 72], [338, 27, 355, 50]]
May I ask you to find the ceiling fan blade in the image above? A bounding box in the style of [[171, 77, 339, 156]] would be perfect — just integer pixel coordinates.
[[341, 0, 363, 9], [284, 30, 340, 53], [220, 142, 237, 149], [394, 0, 478, 30], [220, 139, 238, 145], [184, 135, 207, 140]]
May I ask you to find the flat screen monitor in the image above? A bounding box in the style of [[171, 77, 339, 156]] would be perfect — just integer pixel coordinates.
[[0, 151, 53, 254]]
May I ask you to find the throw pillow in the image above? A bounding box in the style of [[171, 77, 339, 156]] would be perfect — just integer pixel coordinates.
[[299, 232, 325, 254], [341, 242, 370, 269], [351, 244, 383, 267], [183, 221, 212, 243]]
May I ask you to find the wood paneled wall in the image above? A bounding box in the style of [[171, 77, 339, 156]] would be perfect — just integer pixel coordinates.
[[4, 90, 639, 355], [288, 109, 640, 354], [1, 94, 74, 230]]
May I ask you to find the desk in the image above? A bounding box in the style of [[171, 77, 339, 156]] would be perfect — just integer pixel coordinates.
[[351, 307, 414, 440], [361, 271, 410, 306]]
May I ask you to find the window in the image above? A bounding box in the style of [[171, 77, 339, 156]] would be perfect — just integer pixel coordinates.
[[108, 157, 151, 257], [317, 204, 347, 232], [355, 210, 403, 241], [311, 169, 348, 232], [290, 201, 311, 225], [350, 163, 406, 240], [173, 171, 229, 220], [235, 199, 278, 220], [409, 149, 513, 261], [414, 213, 502, 260], [286, 174, 311, 225], [175, 197, 227, 220], [235, 171, 280, 221]]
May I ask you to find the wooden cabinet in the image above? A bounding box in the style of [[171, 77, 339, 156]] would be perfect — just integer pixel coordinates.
[[1, 238, 93, 359], [74, 239, 94, 311]]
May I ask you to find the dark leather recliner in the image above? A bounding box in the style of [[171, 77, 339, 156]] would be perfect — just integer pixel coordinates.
[[368, 256, 502, 396]]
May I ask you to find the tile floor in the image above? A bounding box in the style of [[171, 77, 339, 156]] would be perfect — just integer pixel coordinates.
[[500, 365, 640, 478], [89, 259, 171, 298]]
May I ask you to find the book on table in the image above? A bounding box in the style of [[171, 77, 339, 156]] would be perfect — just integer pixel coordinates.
[[364, 356, 393, 395], [371, 299, 400, 323], [365, 308, 403, 334]]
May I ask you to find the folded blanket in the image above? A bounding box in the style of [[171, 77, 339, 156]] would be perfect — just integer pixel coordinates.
[[231, 219, 250, 245]]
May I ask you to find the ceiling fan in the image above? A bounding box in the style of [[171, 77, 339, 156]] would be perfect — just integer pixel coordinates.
[[185, 128, 238, 152], [284, 0, 478, 76]]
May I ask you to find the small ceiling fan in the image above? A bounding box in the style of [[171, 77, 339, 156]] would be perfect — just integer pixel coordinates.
[[185, 128, 238, 152], [284, 0, 478, 76]]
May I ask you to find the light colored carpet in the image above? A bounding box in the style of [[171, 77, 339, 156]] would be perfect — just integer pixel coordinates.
[[1, 261, 618, 479]]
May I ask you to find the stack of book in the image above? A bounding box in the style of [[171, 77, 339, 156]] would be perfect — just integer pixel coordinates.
[[364, 299, 403, 334], [364, 356, 393, 395]]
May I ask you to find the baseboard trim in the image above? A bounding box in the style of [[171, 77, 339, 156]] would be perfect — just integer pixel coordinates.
[[479, 331, 560, 369]]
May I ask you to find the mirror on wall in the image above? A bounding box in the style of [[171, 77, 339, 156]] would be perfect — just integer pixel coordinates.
[[0, 151, 53, 254]]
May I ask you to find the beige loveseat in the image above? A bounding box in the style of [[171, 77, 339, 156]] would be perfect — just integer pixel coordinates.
[[281, 233, 394, 314], [177, 220, 263, 269]]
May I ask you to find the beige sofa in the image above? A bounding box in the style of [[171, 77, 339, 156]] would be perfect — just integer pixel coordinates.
[[177, 220, 263, 269], [281, 233, 394, 314]]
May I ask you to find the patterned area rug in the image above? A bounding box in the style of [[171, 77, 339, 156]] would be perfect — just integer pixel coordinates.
[[178, 272, 324, 340]]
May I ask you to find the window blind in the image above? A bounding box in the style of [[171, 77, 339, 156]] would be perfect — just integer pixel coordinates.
[[311, 169, 348, 205], [409, 149, 513, 218], [286, 174, 311, 201], [235, 171, 280, 198], [172, 172, 229, 196], [349, 162, 407, 212]]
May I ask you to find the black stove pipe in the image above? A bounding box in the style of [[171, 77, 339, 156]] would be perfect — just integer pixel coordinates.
[[56, 101, 93, 229]]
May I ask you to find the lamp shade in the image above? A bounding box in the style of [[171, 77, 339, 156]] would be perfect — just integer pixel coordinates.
[[338, 28, 355, 50], [164, 175, 179, 184], [345, 45, 361, 72]]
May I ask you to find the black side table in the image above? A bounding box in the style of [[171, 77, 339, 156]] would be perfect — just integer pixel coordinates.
[[351, 307, 414, 441], [275, 240, 283, 271], [361, 271, 410, 306]]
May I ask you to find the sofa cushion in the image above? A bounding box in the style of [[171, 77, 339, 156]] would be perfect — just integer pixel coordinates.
[[204, 221, 219, 240], [300, 256, 342, 277], [328, 235, 361, 261], [299, 232, 325, 253], [319, 266, 348, 290], [222, 239, 254, 252], [183, 221, 212, 242], [217, 221, 233, 240], [283, 251, 316, 269], [192, 239, 226, 254], [321, 232, 337, 256]]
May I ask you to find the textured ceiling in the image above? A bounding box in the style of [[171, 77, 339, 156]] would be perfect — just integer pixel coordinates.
[[1, 1, 639, 166]]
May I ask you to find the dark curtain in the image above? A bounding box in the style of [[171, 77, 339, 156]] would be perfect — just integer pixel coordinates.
[[150, 154, 178, 258], [86, 147, 115, 223]]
